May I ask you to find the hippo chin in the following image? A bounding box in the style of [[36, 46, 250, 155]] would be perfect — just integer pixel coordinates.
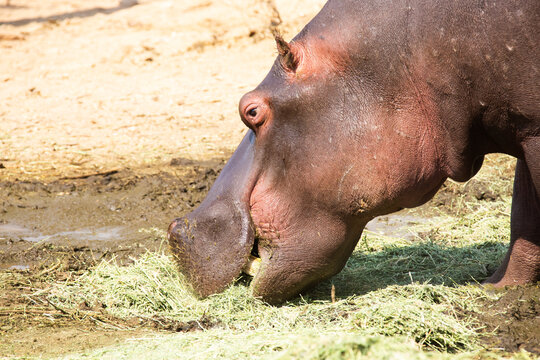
[[168, 0, 540, 304]]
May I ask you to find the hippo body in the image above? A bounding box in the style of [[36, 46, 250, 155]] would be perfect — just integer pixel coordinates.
[[169, 0, 540, 303]]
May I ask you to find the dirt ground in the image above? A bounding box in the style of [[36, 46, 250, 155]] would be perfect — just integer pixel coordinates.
[[0, 0, 324, 181], [0, 1, 539, 358]]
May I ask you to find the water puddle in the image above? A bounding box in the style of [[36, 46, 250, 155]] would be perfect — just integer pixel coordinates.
[[365, 214, 426, 240], [9, 264, 30, 270], [0, 222, 125, 243], [25, 227, 126, 243], [0, 223, 34, 237]]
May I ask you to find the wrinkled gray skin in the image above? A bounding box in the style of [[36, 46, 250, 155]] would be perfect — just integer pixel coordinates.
[[168, 0, 540, 304]]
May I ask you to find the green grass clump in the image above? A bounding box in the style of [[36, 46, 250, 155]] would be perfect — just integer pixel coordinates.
[[48, 251, 494, 354], [349, 285, 481, 351], [337, 192, 510, 293], [48, 252, 257, 325], [61, 328, 536, 360]]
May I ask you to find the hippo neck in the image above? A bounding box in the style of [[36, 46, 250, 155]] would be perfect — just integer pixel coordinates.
[[397, 0, 539, 181], [308, 0, 539, 182], [295, 0, 537, 186]]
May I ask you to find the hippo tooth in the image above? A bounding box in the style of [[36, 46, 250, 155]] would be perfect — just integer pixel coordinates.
[[242, 255, 261, 277]]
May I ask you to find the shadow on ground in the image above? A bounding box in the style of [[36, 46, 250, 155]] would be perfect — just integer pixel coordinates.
[[0, 0, 138, 26], [306, 241, 539, 354], [310, 241, 506, 300]]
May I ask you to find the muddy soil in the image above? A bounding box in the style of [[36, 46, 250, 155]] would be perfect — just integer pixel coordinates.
[[0, 161, 223, 270], [0, 161, 223, 358], [477, 285, 540, 354]]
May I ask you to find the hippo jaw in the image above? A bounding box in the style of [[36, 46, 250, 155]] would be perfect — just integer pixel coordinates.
[[243, 180, 367, 303]]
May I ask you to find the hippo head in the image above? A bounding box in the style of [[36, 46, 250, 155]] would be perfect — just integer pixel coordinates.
[[168, 9, 449, 303]]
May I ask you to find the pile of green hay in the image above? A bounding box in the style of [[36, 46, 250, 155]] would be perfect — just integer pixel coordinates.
[[49, 250, 489, 351]]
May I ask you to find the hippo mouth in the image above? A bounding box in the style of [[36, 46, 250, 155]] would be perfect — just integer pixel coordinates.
[[242, 237, 262, 277]]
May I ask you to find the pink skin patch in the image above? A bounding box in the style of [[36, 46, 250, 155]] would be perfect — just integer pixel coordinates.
[[249, 177, 293, 246], [281, 36, 351, 80]]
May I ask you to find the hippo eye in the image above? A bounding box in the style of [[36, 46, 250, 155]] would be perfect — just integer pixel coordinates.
[[247, 107, 258, 118], [240, 100, 267, 129]]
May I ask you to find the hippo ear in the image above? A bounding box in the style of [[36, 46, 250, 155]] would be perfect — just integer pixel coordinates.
[[274, 33, 299, 72]]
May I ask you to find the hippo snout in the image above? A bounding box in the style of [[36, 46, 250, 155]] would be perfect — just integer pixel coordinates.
[[167, 200, 255, 297]]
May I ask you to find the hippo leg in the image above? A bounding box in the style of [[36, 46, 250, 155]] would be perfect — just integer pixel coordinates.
[[485, 157, 540, 286]]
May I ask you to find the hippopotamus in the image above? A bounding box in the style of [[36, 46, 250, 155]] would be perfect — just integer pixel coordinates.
[[168, 0, 540, 304]]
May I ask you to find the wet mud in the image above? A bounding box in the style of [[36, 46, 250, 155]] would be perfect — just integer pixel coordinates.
[[0, 160, 223, 271], [0, 160, 224, 357], [477, 285, 540, 354]]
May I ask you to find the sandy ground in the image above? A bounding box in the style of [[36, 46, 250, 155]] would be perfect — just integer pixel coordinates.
[[0, 0, 325, 181]]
